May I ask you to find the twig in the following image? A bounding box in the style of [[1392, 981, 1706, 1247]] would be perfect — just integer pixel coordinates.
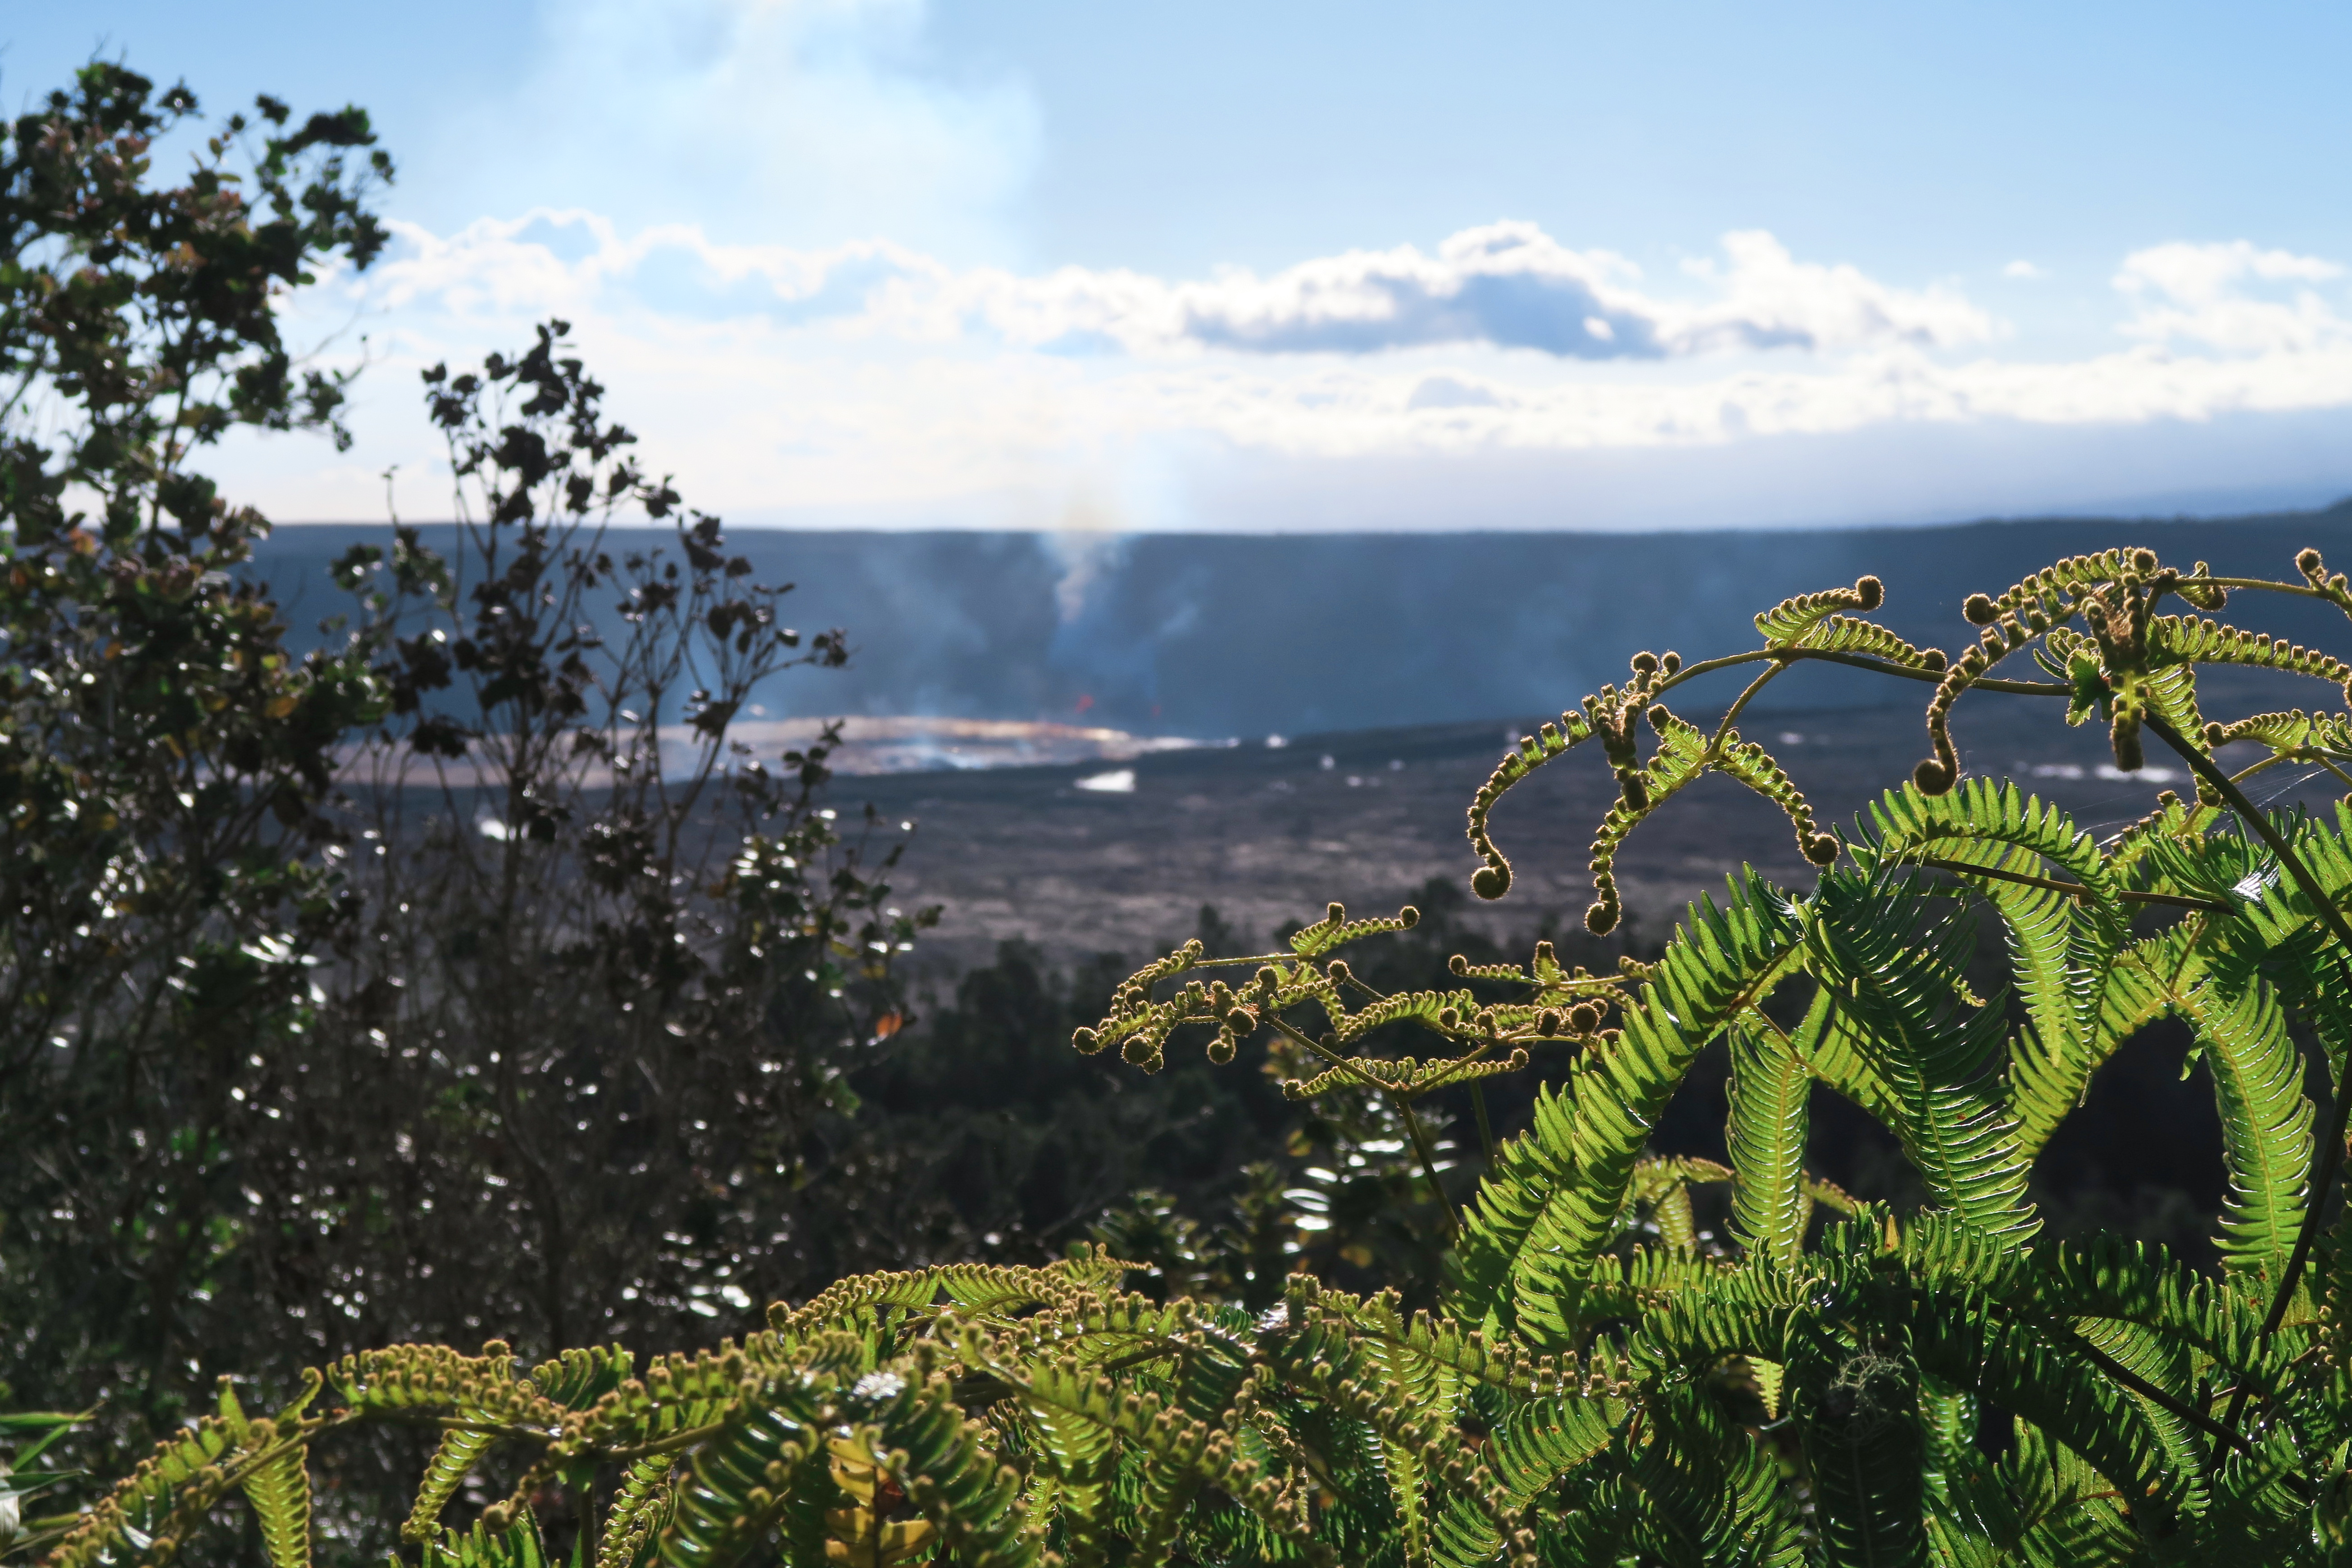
[[1912, 854, 2228, 912], [2032, 1317, 2254, 1455]]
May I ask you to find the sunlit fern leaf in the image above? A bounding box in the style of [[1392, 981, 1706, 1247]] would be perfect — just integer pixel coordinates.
[[1465, 711, 1601, 899], [595, 1455, 677, 1568], [1289, 901, 1423, 959], [1275, 1325, 1522, 1568], [405, 1420, 509, 1544], [1006, 1363, 1117, 1568], [2087, 925, 2187, 1069], [1378, 1431, 1435, 1568], [655, 1373, 824, 1568], [2149, 613, 2352, 700], [2171, 972, 2311, 1290], [1489, 1393, 1620, 1497], [198, 1374, 317, 1568], [1712, 730, 1841, 868], [1333, 985, 1477, 1040], [1308, 1282, 1626, 1422], [925, 1262, 1106, 1318], [969, 1329, 1328, 1568], [1863, 779, 2133, 1160], [1794, 613, 1948, 672], [1754, 576, 1887, 646], [2207, 707, 2352, 765], [531, 1345, 635, 1410], [418, 1513, 551, 1568], [240, 1438, 313, 1568], [2138, 657, 2207, 747], [771, 1269, 964, 1338], [1339, 1312, 1453, 1568], [1727, 997, 1825, 1266], [45, 1414, 241, 1568], [832, 1375, 1031, 1568], [1806, 871, 2038, 1245], [1577, 1246, 1740, 1324], [1282, 1050, 1529, 1100], [1583, 710, 1718, 934], [1449, 880, 1805, 1346], [1803, 981, 1900, 1125]]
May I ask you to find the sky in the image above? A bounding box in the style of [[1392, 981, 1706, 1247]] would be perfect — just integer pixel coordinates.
[[12, 0, 2352, 532]]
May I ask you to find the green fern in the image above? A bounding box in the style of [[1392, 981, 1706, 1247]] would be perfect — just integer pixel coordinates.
[[62, 541, 2352, 1568]]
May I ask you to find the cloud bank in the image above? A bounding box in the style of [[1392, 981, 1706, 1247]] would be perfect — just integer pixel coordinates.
[[248, 219, 2352, 530], [363, 215, 1996, 361]]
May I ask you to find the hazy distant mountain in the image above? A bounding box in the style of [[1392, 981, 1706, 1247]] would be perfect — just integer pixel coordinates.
[[251, 500, 2352, 740]]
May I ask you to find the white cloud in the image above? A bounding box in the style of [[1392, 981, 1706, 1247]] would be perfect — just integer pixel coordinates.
[[2116, 240, 2350, 353], [245, 220, 2352, 527], [1671, 231, 1995, 354], [2002, 260, 2042, 279], [357, 213, 1997, 362]]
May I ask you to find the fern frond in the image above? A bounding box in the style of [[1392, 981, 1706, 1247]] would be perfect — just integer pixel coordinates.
[[1755, 576, 1887, 645], [45, 1415, 241, 1568], [530, 1345, 635, 1409], [1863, 779, 2138, 1159], [1806, 872, 2037, 1244], [1789, 1332, 1929, 1568], [1714, 731, 1842, 869], [1465, 708, 1600, 900], [2173, 973, 2312, 1290], [1791, 613, 1948, 672], [417, 1514, 551, 1568], [1728, 1000, 1822, 1266], [1908, 1294, 2185, 1530], [405, 1423, 508, 1544], [2207, 707, 2352, 757], [240, 1440, 313, 1568], [1280, 1048, 1530, 1101], [1290, 900, 1423, 959], [2150, 613, 2352, 701], [595, 1455, 676, 1568], [1450, 872, 1804, 1346], [1629, 1382, 1807, 1567]]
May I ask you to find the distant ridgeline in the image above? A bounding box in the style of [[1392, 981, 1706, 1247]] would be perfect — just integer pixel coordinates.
[[251, 501, 2352, 740]]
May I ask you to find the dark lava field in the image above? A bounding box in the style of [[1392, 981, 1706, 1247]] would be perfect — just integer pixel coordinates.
[[851, 673, 2338, 979]]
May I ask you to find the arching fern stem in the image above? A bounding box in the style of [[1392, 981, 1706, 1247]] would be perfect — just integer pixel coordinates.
[[2146, 713, 2352, 1437], [1912, 854, 2229, 913]]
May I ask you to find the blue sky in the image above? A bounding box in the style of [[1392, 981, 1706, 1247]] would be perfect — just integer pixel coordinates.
[[13, 1, 2352, 530]]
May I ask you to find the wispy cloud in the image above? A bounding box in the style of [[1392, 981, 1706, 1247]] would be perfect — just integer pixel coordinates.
[[424, 0, 1041, 258]]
